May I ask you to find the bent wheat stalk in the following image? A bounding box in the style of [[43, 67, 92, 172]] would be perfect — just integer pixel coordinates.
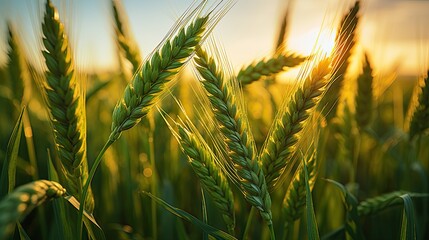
[[237, 53, 305, 86], [357, 191, 406, 216], [193, 46, 274, 235], [0, 180, 66, 240], [109, 15, 209, 142], [165, 116, 236, 234]]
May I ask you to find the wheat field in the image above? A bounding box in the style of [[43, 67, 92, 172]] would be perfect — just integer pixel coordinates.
[[0, 0, 428, 239]]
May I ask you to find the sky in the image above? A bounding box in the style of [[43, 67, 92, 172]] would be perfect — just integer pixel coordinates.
[[0, 0, 428, 76]]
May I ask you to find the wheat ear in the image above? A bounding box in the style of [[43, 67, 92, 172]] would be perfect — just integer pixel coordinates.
[[237, 53, 305, 86], [260, 58, 331, 190], [333, 104, 354, 165], [319, 1, 359, 121], [79, 2, 235, 234], [112, 0, 142, 72], [41, 0, 93, 211], [357, 191, 407, 216], [6, 23, 25, 104], [109, 15, 209, 142], [165, 117, 236, 234], [355, 53, 374, 129], [0, 180, 66, 239], [194, 46, 273, 229], [409, 70, 429, 140]]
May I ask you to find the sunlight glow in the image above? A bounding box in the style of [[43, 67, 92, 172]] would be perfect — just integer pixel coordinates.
[[278, 28, 337, 82], [289, 28, 336, 57]]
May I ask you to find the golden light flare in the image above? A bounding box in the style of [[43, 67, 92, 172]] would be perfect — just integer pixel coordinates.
[[277, 27, 337, 82], [289, 28, 337, 57]]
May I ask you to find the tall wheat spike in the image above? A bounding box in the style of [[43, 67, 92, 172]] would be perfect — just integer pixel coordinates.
[[0, 180, 66, 240], [112, 0, 142, 72], [355, 53, 374, 129], [409, 70, 429, 139], [273, 0, 294, 50], [237, 53, 305, 86], [333, 104, 355, 171], [319, 1, 359, 121], [41, 0, 93, 211], [79, 2, 235, 232], [193, 46, 274, 231], [109, 12, 210, 142], [260, 58, 331, 190], [6, 23, 25, 105]]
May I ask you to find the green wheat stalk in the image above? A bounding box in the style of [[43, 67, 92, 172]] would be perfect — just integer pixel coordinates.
[[237, 53, 306, 86], [319, 1, 359, 121], [40, 0, 93, 211], [193, 46, 274, 233], [109, 15, 209, 142], [112, 0, 142, 72], [260, 58, 331, 190], [409, 70, 429, 140], [164, 115, 236, 234], [355, 53, 374, 129]]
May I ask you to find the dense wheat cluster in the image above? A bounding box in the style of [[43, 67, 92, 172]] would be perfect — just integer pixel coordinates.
[[0, 0, 428, 239]]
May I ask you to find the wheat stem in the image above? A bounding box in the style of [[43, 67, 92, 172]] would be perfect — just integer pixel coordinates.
[[78, 139, 113, 240]]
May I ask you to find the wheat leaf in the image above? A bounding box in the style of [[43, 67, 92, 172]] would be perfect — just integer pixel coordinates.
[[0, 107, 25, 198], [304, 157, 320, 240], [143, 191, 237, 240], [400, 194, 416, 240], [17, 222, 31, 240]]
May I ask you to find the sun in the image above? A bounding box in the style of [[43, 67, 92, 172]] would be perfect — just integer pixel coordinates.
[[289, 28, 336, 57]]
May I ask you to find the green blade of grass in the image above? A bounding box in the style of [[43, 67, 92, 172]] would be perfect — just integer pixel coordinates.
[[143, 191, 237, 240], [17, 222, 30, 240], [304, 157, 320, 240], [400, 194, 416, 240], [64, 195, 101, 229], [0, 107, 25, 197], [86, 79, 113, 102], [201, 188, 208, 240], [64, 195, 106, 240], [321, 226, 345, 240], [47, 149, 72, 239]]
